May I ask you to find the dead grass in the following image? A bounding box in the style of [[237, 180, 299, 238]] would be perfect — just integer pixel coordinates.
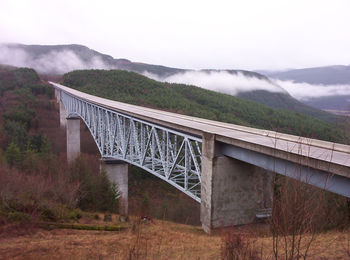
[[0, 215, 348, 260]]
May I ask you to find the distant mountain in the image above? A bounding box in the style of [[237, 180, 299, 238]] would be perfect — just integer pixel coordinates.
[[0, 43, 340, 120], [237, 90, 338, 122], [261, 65, 350, 85], [0, 43, 187, 77], [259, 66, 350, 111], [0, 43, 296, 86], [304, 95, 350, 111], [0, 43, 266, 79]]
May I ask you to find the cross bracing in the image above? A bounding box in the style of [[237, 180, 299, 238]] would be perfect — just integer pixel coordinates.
[[61, 92, 203, 202]]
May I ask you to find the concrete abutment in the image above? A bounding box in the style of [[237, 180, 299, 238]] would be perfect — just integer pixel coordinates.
[[200, 132, 273, 233]]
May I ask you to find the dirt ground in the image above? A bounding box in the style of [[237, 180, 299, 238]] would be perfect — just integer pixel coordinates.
[[0, 215, 349, 259]]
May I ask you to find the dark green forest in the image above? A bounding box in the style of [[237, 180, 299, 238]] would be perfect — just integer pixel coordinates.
[[63, 69, 348, 143], [0, 67, 118, 224], [237, 90, 340, 123]]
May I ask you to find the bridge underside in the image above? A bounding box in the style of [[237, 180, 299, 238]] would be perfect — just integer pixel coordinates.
[[220, 143, 350, 198]]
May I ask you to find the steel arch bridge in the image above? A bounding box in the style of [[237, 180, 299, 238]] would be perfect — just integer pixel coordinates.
[[52, 82, 350, 233], [61, 91, 203, 202]]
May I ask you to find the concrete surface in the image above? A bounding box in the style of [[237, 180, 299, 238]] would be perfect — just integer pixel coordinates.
[[59, 101, 67, 128], [66, 118, 80, 163], [200, 133, 273, 233], [101, 160, 129, 216]]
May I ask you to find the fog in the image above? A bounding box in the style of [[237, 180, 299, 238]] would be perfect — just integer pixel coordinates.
[[0, 45, 114, 74], [144, 70, 350, 101], [1, 43, 350, 101], [274, 79, 350, 100], [144, 70, 286, 96]]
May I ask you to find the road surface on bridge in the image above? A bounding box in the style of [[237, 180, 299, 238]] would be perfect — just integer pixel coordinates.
[[50, 82, 350, 179]]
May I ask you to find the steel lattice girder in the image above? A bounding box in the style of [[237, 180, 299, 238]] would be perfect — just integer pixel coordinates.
[[61, 92, 203, 202]]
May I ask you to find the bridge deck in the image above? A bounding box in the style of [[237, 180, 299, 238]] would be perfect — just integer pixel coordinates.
[[50, 82, 350, 179]]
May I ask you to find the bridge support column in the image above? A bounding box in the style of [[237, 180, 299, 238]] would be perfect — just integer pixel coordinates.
[[59, 101, 67, 128], [54, 89, 60, 103], [66, 117, 80, 163], [101, 160, 129, 216], [200, 133, 272, 234]]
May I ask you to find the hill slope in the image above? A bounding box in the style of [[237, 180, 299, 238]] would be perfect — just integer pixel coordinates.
[[237, 90, 339, 122], [1, 43, 270, 79], [263, 65, 350, 85], [62, 70, 346, 142], [261, 65, 350, 111], [2, 43, 348, 115], [0, 43, 185, 77]]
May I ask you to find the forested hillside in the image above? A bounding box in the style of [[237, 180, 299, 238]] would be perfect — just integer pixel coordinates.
[[5, 43, 345, 116], [0, 66, 118, 224], [237, 90, 340, 122], [0, 66, 201, 226], [63, 70, 347, 143]]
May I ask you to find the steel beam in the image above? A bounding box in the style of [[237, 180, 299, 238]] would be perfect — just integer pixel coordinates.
[[219, 142, 350, 198]]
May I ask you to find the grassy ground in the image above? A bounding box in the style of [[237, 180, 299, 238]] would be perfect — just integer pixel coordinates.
[[0, 214, 349, 259]]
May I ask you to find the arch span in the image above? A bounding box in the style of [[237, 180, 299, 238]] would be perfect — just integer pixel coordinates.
[[61, 91, 203, 202]]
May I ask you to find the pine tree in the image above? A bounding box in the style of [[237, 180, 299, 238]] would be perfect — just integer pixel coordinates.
[[5, 142, 22, 166]]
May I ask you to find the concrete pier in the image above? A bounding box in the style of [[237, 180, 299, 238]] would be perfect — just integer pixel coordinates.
[[54, 89, 60, 103], [59, 101, 67, 128], [101, 160, 129, 216], [200, 133, 273, 233], [66, 118, 80, 163]]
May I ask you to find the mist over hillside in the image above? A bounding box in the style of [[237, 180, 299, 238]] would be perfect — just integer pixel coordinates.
[[144, 70, 286, 96], [261, 65, 350, 85], [0, 43, 300, 96], [0, 43, 184, 76], [0, 43, 118, 74], [1, 43, 349, 112], [0, 43, 295, 102], [259, 66, 350, 111]]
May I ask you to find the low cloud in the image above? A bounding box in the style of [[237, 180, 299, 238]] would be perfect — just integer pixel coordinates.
[[2, 44, 349, 102], [0, 45, 114, 74], [145, 70, 350, 101], [274, 79, 350, 100], [144, 70, 286, 95]]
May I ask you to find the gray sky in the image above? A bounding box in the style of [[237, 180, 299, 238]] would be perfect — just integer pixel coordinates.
[[1, 0, 349, 70]]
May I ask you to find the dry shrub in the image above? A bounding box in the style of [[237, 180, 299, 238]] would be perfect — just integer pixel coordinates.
[[125, 219, 163, 260], [346, 229, 350, 257], [0, 160, 80, 224], [221, 227, 260, 260], [270, 172, 349, 260]]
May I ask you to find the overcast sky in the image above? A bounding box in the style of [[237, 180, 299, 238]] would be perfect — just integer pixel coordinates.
[[1, 0, 349, 70]]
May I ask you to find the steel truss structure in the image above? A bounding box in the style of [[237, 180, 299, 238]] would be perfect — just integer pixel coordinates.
[[61, 92, 203, 202]]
